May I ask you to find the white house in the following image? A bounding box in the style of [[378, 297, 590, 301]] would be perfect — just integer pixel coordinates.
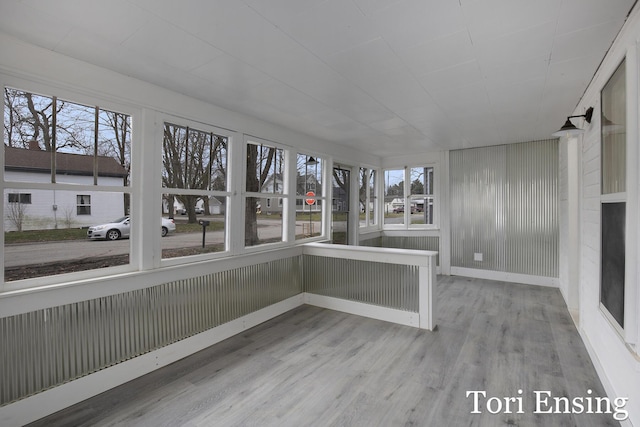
[[4, 145, 128, 231]]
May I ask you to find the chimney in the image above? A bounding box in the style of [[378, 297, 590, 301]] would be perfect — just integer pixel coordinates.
[[28, 140, 41, 150]]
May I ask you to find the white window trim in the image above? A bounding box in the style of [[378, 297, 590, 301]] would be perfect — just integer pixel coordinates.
[[1, 80, 138, 291], [382, 164, 439, 231], [157, 114, 235, 267]]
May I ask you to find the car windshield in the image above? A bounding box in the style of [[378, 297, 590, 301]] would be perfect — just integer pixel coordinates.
[[112, 216, 129, 223]]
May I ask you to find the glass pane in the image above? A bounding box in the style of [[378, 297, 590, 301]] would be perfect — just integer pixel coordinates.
[[601, 59, 626, 195], [296, 154, 322, 197], [162, 123, 227, 192], [4, 188, 130, 281], [97, 110, 131, 187], [409, 196, 434, 225], [4, 89, 54, 153], [331, 211, 348, 244], [246, 142, 284, 194], [4, 88, 55, 183], [600, 202, 626, 328], [369, 169, 377, 226], [359, 168, 367, 227], [162, 123, 188, 188], [295, 202, 322, 240], [245, 196, 282, 246], [162, 196, 227, 259], [384, 169, 404, 225], [210, 134, 228, 191], [410, 166, 433, 195], [55, 100, 94, 156], [332, 167, 350, 245]]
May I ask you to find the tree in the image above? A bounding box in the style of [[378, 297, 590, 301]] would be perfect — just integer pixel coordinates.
[[162, 124, 226, 223], [3, 89, 90, 153], [6, 201, 27, 232], [386, 180, 404, 197], [359, 168, 367, 212], [332, 167, 350, 211], [245, 143, 276, 245], [411, 178, 424, 194], [99, 110, 131, 213]]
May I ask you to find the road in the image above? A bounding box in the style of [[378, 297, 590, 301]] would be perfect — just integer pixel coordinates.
[[4, 220, 320, 268]]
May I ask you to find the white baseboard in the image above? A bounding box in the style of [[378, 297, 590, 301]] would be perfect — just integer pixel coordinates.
[[0, 294, 305, 427], [303, 293, 420, 328], [450, 267, 560, 287]]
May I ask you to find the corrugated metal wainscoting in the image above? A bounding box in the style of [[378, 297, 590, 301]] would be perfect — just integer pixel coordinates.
[[450, 139, 559, 277], [0, 256, 303, 406], [303, 254, 419, 312]]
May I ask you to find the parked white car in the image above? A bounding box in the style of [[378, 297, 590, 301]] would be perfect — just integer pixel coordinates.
[[87, 216, 176, 240]]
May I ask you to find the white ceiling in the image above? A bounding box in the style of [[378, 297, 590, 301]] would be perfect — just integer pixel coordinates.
[[0, 0, 635, 157]]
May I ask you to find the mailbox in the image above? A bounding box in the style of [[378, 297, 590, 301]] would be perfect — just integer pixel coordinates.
[[198, 220, 209, 248]]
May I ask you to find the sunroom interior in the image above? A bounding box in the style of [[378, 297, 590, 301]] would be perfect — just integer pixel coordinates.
[[1, 0, 640, 425]]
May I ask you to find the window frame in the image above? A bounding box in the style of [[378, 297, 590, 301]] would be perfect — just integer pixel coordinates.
[[1, 81, 137, 291], [295, 152, 326, 241], [76, 194, 91, 215], [242, 135, 290, 250], [382, 164, 438, 230], [599, 57, 628, 337], [8, 193, 31, 204], [159, 117, 233, 266], [358, 167, 378, 229]]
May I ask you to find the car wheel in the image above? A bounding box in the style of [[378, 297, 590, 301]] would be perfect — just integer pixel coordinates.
[[106, 229, 121, 241], [161, 226, 168, 237]]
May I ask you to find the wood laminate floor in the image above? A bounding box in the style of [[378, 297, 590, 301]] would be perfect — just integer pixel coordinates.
[[28, 276, 620, 426]]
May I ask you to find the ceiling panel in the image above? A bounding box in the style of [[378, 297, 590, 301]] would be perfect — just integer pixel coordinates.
[[462, 0, 560, 42], [0, 0, 636, 157], [558, 0, 633, 35], [22, 0, 148, 45], [473, 21, 556, 69], [0, 1, 72, 50], [399, 31, 475, 76], [276, 0, 380, 58], [191, 55, 272, 90], [368, 0, 467, 50], [417, 61, 484, 94]]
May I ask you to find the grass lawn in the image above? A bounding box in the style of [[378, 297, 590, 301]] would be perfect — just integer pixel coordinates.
[[5, 228, 87, 244], [5, 219, 225, 244]]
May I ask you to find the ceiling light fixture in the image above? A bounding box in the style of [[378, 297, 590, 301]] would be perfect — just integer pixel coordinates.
[[552, 107, 594, 137]]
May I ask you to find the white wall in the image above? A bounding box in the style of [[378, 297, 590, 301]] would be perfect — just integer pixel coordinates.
[[562, 4, 640, 425]]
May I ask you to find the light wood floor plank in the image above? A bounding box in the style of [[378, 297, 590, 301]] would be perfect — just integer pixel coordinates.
[[26, 277, 621, 426]]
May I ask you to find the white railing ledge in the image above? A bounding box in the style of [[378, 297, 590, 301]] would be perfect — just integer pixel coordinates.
[[302, 242, 437, 267]]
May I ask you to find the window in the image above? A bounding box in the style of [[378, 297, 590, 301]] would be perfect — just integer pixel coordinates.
[[359, 168, 377, 227], [162, 122, 229, 259], [409, 166, 434, 225], [384, 169, 405, 226], [3, 87, 132, 282], [600, 59, 626, 331], [245, 139, 284, 246], [384, 166, 437, 228], [8, 193, 31, 204], [76, 195, 91, 215], [296, 154, 324, 239]]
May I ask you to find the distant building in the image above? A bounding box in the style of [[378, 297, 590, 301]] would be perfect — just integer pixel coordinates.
[[4, 145, 128, 231], [260, 173, 284, 214]]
